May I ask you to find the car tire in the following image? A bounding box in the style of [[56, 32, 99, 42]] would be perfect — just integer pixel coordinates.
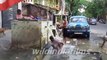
[[86, 32, 90, 39], [95, 23, 97, 25], [69, 35, 73, 38]]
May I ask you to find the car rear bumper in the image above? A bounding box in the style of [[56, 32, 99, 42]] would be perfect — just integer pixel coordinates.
[[89, 22, 97, 25]]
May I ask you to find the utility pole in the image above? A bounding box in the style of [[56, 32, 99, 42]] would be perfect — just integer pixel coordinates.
[[0, 11, 2, 28]]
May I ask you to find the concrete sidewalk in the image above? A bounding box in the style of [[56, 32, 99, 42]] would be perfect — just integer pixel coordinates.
[[0, 30, 34, 60], [0, 30, 11, 51]]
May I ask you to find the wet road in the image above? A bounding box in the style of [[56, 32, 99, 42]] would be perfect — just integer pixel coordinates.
[[43, 23, 107, 60], [0, 22, 107, 60]]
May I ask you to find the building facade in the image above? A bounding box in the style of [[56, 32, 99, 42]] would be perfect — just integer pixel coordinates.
[[0, 0, 62, 29], [0, 1, 23, 29]]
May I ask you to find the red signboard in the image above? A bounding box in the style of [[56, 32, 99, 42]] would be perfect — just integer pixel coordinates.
[[0, 0, 22, 10]]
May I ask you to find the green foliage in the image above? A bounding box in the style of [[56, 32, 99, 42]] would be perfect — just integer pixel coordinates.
[[85, 0, 107, 18], [65, 0, 88, 16], [65, 0, 80, 15], [66, 0, 107, 18]]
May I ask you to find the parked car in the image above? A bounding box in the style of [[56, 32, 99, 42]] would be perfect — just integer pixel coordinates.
[[89, 18, 97, 25], [67, 16, 90, 39]]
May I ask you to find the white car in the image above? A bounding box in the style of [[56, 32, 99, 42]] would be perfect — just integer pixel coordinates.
[[89, 18, 97, 25]]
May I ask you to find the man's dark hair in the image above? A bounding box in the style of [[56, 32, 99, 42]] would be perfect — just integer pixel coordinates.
[[62, 16, 65, 20], [17, 9, 21, 15], [49, 36, 54, 42]]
